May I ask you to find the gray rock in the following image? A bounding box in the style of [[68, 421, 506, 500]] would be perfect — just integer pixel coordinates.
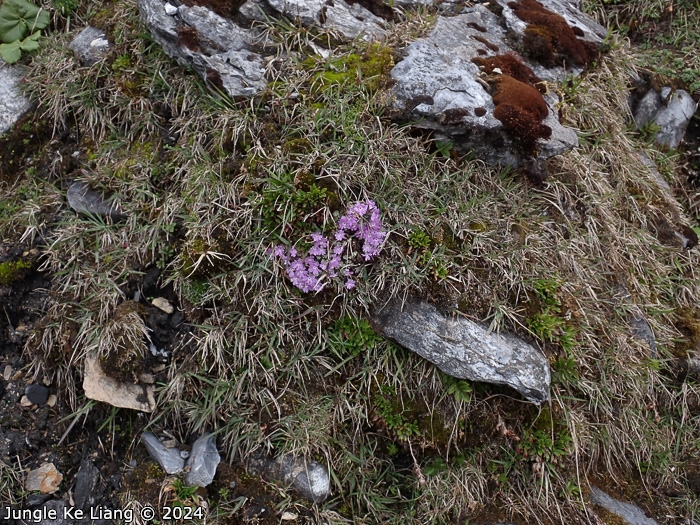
[[266, 0, 386, 40], [67, 182, 127, 220], [137, 0, 267, 97], [73, 459, 100, 510], [634, 88, 697, 149], [390, 1, 599, 167], [629, 315, 656, 357], [238, 0, 271, 22], [653, 90, 697, 149], [0, 59, 33, 135], [686, 356, 700, 381], [633, 89, 663, 130], [635, 151, 672, 193], [68, 27, 111, 66], [372, 300, 550, 404], [141, 432, 185, 474], [25, 384, 50, 405], [184, 433, 220, 487], [589, 486, 658, 525], [247, 453, 330, 503], [266, 0, 323, 26], [320, 0, 386, 41]]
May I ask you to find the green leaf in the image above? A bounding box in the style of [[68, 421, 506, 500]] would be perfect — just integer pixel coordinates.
[[0, 39, 20, 62], [0, 30, 40, 63], [19, 29, 39, 50], [0, 0, 50, 44]]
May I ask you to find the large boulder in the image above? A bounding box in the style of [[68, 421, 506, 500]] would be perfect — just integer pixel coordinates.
[[372, 300, 551, 404]]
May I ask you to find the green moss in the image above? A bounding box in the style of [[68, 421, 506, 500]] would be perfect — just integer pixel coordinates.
[[282, 137, 314, 154], [180, 236, 235, 279], [121, 461, 165, 505], [0, 259, 31, 285], [309, 43, 394, 94]]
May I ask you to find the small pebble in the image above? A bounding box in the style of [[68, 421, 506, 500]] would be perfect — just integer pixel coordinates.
[[12, 370, 23, 381], [25, 463, 63, 494], [20, 396, 34, 407], [165, 2, 178, 15], [152, 297, 174, 314], [3, 365, 12, 381], [47, 395, 57, 407], [26, 384, 50, 404]]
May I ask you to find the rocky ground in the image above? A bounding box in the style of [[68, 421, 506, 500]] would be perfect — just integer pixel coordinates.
[[1, 0, 700, 524]]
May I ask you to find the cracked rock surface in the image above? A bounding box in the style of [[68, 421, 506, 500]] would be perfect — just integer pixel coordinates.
[[372, 300, 551, 404]]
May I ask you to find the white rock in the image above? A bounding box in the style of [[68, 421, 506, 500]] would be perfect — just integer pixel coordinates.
[[152, 297, 174, 314], [184, 434, 221, 487], [164, 2, 178, 15]]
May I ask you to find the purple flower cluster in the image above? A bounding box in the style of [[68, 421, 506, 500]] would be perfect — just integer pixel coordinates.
[[270, 200, 386, 293]]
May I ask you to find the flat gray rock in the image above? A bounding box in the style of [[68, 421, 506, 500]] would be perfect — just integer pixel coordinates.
[[372, 301, 550, 404], [67, 182, 127, 220], [68, 26, 111, 66], [141, 432, 185, 474], [589, 486, 658, 525], [137, 0, 267, 97], [184, 433, 220, 487], [247, 453, 330, 503], [0, 59, 33, 135]]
